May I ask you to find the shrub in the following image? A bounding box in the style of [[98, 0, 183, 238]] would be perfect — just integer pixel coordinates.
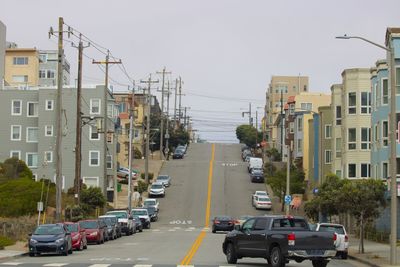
[[0, 236, 15, 250], [80, 187, 106, 216], [134, 147, 142, 159], [0, 158, 32, 181], [140, 172, 154, 181], [137, 180, 148, 194]]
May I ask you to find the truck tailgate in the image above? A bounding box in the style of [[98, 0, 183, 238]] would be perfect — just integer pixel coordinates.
[[292, 231, 335, 251]]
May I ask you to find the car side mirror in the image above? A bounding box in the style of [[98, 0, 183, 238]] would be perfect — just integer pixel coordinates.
[[234, 224, 241, 231]]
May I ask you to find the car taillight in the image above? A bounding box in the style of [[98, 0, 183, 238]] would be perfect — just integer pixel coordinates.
[[288, 233, 295, 246], [333, 233, 337, 241], [345, 235, 348, 242], [214, 220, 220, 224]]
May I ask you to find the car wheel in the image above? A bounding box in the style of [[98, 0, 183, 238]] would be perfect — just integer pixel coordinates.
[[212, 226, 216, 233], [140, 226, 143, 232], [147, 223, 151, 229], [312, 260, 328, 267], [341, 252, 348, 260], [270, 246, 285, 267], [63, 249, 68, 256], [29, 252, 35, 257], [226, 243, 237, 264]]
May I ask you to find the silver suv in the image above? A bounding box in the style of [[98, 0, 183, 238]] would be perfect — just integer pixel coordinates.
[[105, 210, 136, 235]]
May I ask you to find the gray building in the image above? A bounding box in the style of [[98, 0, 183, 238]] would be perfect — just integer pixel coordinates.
[[38, 50, 70, 86], [0, 85, 118, 195], [0, 21, 5, 87]]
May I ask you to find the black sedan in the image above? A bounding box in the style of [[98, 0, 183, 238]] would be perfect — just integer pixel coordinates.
[[133, 215, 143, 232], [250, 169, 264, 183], [172, 149, 185, 159], [145, 206, 159, 222], [29, 224, 72, 256], [212, 216, 235, 233]]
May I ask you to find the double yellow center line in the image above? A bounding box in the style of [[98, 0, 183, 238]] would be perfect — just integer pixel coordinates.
[[180, 144, 215, 266]]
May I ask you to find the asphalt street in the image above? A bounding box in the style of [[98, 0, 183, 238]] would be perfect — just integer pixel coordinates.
[[0, 143, 367, 267]]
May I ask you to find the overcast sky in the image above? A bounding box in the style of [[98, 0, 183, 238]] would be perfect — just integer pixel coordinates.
[[1, 0, 399, 142]]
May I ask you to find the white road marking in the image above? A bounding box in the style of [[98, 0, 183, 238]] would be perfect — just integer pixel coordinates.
[[43, 264, 69, 267], [152, 229, 160, 232], [188, 227, 196, 230], [168, 229, 176, 232], [174, 227, 181, 229], [123, 242, 139, 245], [185, 229, 193, 231], [88, 264, 111, 267], [177, 265, 194, 267], [0, 263, 23, 266], [136, 257, 149, 261], [133, 265, 152, 267]]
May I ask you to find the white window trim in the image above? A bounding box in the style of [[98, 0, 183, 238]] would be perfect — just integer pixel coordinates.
[[26, 127, 39, 143], [360, 92, 371, 115], [382, 161, 389, 179], [348, 128, 357, 150], [360, 127, 371, 151], [26, 152, 38, 168], [106, 155, 112, 169], [45, 125, 54, 137], [360, 163, 371, 178], [44, 151, 53, 163], [11, 125, 22, 141], [90, 126, 100, 140], [90, 99, 101, 115], [107, 133, 113, 144], [9, 150, 21, 159], [89, 150, 100, 166], [83, 177, 99, 188], [324, 150, 332, 164], [382, 78, 389, 106], [11, 100, 22, 116], [348, 92, 357, 115], [45, 100, 54, 111], [325, 124, 332, 139], [348, 163, 357, 179], [26, 102, 38, 117], [382, 120, 389, 147], [289, 122, 294, 134]]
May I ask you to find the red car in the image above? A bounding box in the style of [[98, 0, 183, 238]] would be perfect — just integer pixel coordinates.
[[79, 220, 106, 245], [64, 222, 87, 251]]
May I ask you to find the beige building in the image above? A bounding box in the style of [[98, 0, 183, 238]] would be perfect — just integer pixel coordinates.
[[265, 75, 308, 149], [330, 84, 343, 177], [5, 48, 39, 87], [0, 21, 5, 87]]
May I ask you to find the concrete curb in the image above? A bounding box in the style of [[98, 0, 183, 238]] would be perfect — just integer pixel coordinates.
[[0, 251, 29, 262], [347, 253, 383, 267]]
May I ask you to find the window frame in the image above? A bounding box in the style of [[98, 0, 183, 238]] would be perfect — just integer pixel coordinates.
[[382, 78, 389, 105], [297, 117, 303, 132], [83, 177, 99, 188], [382, 120, 389, 147], [26, 127, 39, 143], [89, 150, 100, 167], [89, 125, 100, 140], [360, 92, 371, 114], [348, 163, 356, 178], [361, 163, 371, 178], [106, 155, 112, 169], [11, 100, 22, 116], [289, 122, 294, 134], [44, 151, 53, 163], [45, 100, 54, 111], [360, 127, 371, 150], [335, 138, 341, 157], [11, 125, 22, 141], [9, 150, 21, 159], [26, 102, 38, 117], [90, 99, 101, 115], [382, 162, 389, 179], [325, 150, 332, 164], [325, 124, 332, 139], [26, 152, 38, 168], [13, 57, 28, 65], [45, 125, 53, 137], [348, 92, 357, 114], [335, 105, 341, 125], [348, 128, 356, 150]]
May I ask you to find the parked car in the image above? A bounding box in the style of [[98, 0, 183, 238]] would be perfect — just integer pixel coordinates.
[[29, 224, 72, 257], [173, 148, 185, 159], [252, 195, 272, 210], [145, 206, 159, 222], [252, 190, 268, 202], [156, 175, 171, 187], [117, 167, 138, 179], [64, 222, 87, 251], [131, 208, 151, 229], [176, 144, 187, 153], [250, 169, 265, 183], [99, 215, 122, 238], [79, 219, 106, 244], [105, 210, 135, 235], [212, 216, 235, 233], [149, 181, 166, 197], [99, 216, 118, 240], [316, 223, 349, 259], [248, 157, 263, 173], [222, 215, 336, 266], [235, 215, 253, 226], [142, 198, 160, 211], [133, 215, 143, 232]]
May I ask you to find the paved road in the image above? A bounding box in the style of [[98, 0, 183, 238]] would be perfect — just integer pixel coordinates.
[[0, 143, 367, 267]]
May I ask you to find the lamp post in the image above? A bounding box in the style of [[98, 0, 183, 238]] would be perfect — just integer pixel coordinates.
[[336, 34, 397, 265]]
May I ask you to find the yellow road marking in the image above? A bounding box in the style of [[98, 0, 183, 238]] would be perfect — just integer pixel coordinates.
[[180, 144, 215, 265]]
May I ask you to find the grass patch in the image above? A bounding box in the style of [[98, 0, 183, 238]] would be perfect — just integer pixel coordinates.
[[0, 236, 15, 250]]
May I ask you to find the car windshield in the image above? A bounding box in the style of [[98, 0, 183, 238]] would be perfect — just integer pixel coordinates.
[[144, 200, 156, 206], [106, 211, 127, 219], [34, 225, 64, 235], [319, 225, 345, 235], [215, 216, 232, 221], [79, 221, 98, 229], [103, 218, 112, 226], [151, 184, 163, 189], [157, 176, 169, 180], [146, 207, 156, 213], [258, 197, 270, 202], [65, 224, 78, 232], [132, 210, 147, 216]]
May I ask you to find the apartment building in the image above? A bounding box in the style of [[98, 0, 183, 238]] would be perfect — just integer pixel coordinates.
[[38, 50, 70, 86], [0, 21, 5, 87], [330, 84, 343, 178], [0, 85, 118, 194]]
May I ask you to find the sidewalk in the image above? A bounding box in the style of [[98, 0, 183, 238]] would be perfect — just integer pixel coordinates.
[[348, 234, 400, 267], [0, 242, 28, 260]]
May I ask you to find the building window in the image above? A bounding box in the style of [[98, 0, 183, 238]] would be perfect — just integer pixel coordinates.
[[348, 128, 356, 150], [12, 75, 28, 83], [45, 125, 53, 136], [361, 163, 371, 178], [90, 126, 100, 140], [44, 151, 53, 163], [382, 121, 388, 147], [11, 100, 22, 115], [275, 85, 288, 94], [90, 99, 101, 115], [106, 155, 112, 169], [10, 150, 21, 159], [361, 127, 371, 150], [107, 104, 113, 118], [83, 177, 99, 188], [45, 100, 54, 111], [27, 102, 38, 117], [304, 85, 307, 91], [348, 164, 356, 178], [89, 151, 100, 166], [297, 117, 303, 132], [374, 83, 378, 109], [39, 54, 47, 63], [26, 153, 38, 168], [325, 124, 332, 139], [396, 67, 400, 94], [46, 70, 55, 79], [289, 104, 295, 115], [335, 106, 341, 125], [39, 70, 46, 78], [336, 138, 341, 157], [382, 162, 388, 179], [382, 78, 389, 105], [26, 127, 38, 143], [13, 57, 28, 65], [348, 92, 356, 114], [297, 139, 302, 153], [325, 150, 332, 164], [107, 133, 113, 144], [11, 125, 22, 141], [300, 103, 312, 111], [289, 122, 294, 134], [361, 92, 371, 114]]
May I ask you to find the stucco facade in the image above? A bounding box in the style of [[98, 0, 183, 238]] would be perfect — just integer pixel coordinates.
[[5, 48, 39, 87], [330, 84, 343, 178], [0, 21, 5, 87]]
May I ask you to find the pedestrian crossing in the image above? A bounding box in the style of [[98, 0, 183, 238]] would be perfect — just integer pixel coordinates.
[[0, 263, 236, 267]]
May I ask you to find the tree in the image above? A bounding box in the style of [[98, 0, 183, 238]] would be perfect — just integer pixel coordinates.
[[168, 125, 189, 151], [266, 148, 281, 161], [235, 125, 261, 148], [0, 158, 33, 182], [80, 187, 106, 215]]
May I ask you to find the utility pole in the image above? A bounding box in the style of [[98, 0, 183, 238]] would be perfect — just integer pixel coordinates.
[[72, 34, 90, 205], [165, 81, 171, 159], [140, 75, 159, 184], [93, 51, 121, 196], [184, 107, 187, 130], [286, 145, 290, 216], [156, 67, 171, 161], [178, 77, 183, 126], [249, 102, 252, 126], [280, 90, 284, 158], [255, 110, 258, 146], [174, 78, 178, 129], [127, 85, 135, 212], [262, 92, 267, 163]]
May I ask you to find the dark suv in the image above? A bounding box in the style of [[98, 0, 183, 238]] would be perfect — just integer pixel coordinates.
[[29, 224, 72, 256]]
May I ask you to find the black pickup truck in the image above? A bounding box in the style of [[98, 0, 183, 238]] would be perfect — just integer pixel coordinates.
[[222, 215, 336, 267]]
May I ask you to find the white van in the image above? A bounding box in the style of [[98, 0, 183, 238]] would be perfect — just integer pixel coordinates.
[[248, 157, 263, 173]]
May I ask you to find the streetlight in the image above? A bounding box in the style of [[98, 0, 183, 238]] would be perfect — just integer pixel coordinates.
[[336, 33, 397, 265]]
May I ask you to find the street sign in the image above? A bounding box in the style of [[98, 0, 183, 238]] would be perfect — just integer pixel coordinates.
[[313, 188, 319, 194], [165, 133, 170, 139], [284, 195, 292, 205], [37, 201, 43, 212]]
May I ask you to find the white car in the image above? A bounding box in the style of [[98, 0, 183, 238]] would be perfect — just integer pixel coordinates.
[[253, 196, 272, 210], [142, 198, 160, 211], [105, 210, 135, 235], [131, 208, 151, 229], [149, 181, 165, 197], [252, 190, 268, 202], [316, 223, 348, 259], [117, 167, 138, 179]]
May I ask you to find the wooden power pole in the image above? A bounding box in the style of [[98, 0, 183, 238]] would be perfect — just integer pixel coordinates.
[[156, 67, 171, 161]]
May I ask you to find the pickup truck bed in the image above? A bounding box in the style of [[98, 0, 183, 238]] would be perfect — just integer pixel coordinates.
[[222, 215, 336, 267]]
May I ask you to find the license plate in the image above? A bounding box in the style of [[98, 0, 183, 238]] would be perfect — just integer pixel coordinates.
[[306, 250, 324, 255]]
